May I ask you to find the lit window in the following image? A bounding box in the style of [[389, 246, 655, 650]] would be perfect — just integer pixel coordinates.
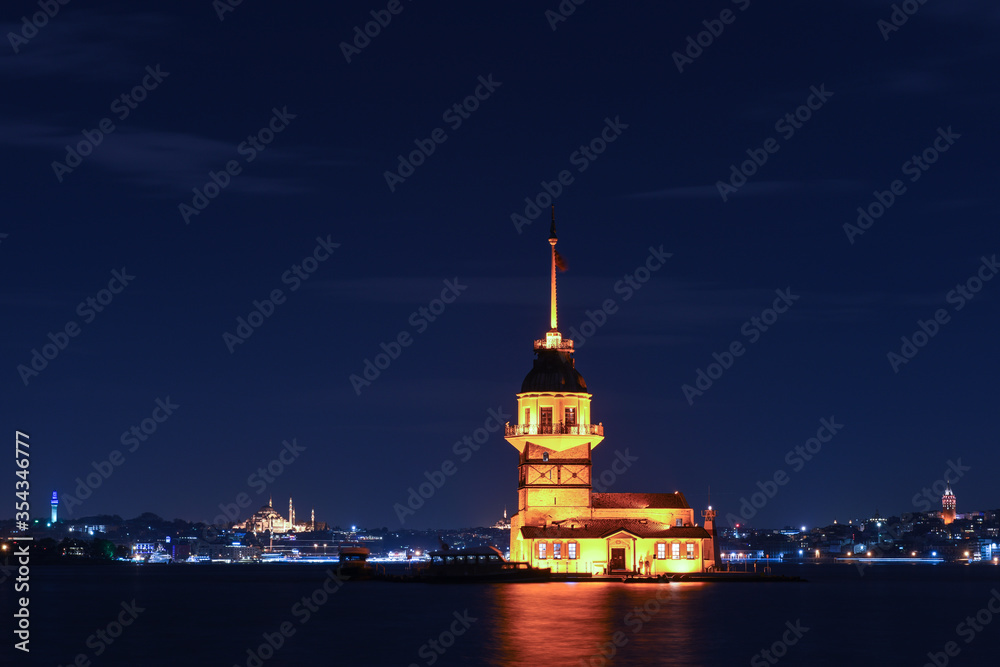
[[568, 542, 577, 560], [538, 542, 547, 559], [686, 543, 695, 559], [656, 543, 665, 560], [540, 408, 553, 434], [554, 543, 562, 559], [564, 407, 577, 427], [671, 543, 680, 560]]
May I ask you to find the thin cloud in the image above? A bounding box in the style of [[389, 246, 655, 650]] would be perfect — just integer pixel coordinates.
[[0, 11, 174, 81], [626, 180, 862, 200]]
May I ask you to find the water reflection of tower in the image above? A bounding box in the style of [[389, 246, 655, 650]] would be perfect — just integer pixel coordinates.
[[942, 483, 956, 525]]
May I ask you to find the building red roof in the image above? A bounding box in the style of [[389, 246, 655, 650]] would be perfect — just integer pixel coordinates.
[[591, 492, 691, 510]]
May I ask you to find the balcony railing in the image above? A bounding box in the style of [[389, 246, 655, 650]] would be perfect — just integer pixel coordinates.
[[533, 338, 574, 350], [505, 422, 604, 437]]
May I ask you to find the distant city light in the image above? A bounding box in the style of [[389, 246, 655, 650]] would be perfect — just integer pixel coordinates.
[[800, 526, 806, 532]]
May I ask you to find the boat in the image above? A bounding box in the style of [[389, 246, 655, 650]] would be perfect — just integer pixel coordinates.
[[406, 545, 551, 582], [338, 546, 374, 578], [260, 552, 289, 563]]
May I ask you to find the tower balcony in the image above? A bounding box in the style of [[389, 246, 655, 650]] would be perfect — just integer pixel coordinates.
[[505, 422, 603, 437], [534, 337, 574, 351], [504, 421, 605, 453]]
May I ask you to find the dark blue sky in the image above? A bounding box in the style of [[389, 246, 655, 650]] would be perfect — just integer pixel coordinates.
[[2, 0, 997, 530]]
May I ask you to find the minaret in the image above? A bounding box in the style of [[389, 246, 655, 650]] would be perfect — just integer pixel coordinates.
[[942, 483, 956, 525], [311, 508, 315, 531], [50, 491, 58, 523], [505, 209, 605, 561], [289, 497, 295, 530]]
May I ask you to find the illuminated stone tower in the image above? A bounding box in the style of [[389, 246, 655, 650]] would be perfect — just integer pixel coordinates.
[[942, 483, 956, 525], [50, 491, 58, 523], [505, 210, 605, 547]]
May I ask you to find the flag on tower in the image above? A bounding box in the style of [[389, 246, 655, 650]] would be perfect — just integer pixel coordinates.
[[550, 206, 567, 271], [554, 249, 568, 271]]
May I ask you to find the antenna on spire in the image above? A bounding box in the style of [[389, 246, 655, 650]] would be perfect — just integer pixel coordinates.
[[549, 205, 557, 240]]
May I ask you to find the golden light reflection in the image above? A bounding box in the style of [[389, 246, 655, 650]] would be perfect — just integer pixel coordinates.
[[484, 582, 705, 666]]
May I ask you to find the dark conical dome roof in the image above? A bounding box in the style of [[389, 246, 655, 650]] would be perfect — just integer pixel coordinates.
[[520, 347, 587, 393]]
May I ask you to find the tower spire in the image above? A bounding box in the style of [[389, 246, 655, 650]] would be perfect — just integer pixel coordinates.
[[549, 206, 558, 331]]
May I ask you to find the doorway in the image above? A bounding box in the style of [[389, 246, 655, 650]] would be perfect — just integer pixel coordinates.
[[610, 548, 626, 571]]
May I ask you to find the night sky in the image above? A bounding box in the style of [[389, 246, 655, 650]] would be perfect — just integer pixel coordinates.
[[2, 1, 997, 531]]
